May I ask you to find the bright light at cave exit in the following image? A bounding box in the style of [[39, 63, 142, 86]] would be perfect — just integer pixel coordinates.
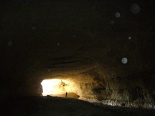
[[41, 79, 74, 96]]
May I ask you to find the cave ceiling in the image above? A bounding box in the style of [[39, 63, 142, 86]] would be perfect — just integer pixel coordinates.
[[0, 0, 155, 99]]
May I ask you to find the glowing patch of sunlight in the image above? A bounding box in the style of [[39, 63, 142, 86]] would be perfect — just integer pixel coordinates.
[[41, 79, 76, 96]]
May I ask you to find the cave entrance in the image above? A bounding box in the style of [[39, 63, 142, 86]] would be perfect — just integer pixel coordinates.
[[41, 79, 80, 99]]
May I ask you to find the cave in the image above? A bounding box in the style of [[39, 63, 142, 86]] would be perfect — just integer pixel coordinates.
[[1, 0, 155, 115]]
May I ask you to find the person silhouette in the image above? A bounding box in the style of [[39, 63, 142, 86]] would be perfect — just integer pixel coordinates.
[[65, 92, 68, 98]]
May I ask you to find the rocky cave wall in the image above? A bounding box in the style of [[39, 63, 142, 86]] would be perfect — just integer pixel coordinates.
[[17, 60, 155, 108]]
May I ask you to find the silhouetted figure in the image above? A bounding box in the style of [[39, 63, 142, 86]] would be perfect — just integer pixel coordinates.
[[66, 92, 68, 98]]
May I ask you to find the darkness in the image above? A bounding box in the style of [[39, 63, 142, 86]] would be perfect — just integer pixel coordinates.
[[0, 0, 155, 115]]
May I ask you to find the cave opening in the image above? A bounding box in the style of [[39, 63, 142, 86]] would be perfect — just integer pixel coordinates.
[[41, 79, 80, 99]]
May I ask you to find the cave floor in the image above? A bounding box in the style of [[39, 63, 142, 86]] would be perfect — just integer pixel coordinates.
[[1, 96, 155, 116]]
